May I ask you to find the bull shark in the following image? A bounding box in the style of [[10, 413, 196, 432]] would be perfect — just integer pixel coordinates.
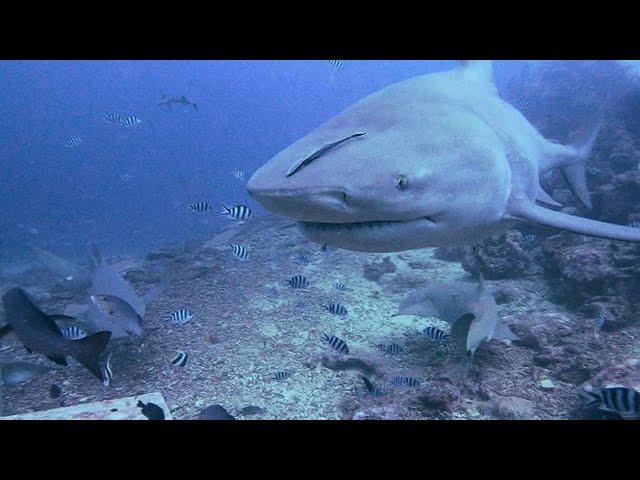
[[247, 60, 640, 252]]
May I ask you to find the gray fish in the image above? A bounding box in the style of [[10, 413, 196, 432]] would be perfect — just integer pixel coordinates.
[[90, 294, 143, 336], [158, 95, 197, 110], [0, 361, 52, 386], [198, 404, 235, 420], [0, 288, 111, 380], [396, 274, 518, 356]]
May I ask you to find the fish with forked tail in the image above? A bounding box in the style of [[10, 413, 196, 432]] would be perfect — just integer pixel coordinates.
[[0, 288, 111, 381]]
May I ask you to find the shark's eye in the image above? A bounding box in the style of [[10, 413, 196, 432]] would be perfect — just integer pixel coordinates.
[[396, 175, 408, 190]]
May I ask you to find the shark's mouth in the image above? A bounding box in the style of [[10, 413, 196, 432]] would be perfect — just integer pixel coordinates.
[[299, 216, 436, 232]]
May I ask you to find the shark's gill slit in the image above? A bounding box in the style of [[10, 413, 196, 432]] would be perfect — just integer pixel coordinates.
[[285, 132, 366, 178]]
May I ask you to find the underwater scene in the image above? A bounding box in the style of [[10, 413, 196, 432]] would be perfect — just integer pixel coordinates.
[[1, 60, 640, 420]]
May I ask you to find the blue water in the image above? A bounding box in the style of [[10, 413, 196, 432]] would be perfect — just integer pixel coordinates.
[[0, 60, 530, 262]]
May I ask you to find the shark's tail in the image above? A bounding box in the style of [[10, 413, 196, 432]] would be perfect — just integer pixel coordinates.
[[560, 121, 602, 210], [69, 331, 112, 380]]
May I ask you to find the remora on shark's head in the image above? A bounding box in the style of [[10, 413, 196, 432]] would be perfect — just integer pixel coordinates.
[[247, 60, 640, 252]]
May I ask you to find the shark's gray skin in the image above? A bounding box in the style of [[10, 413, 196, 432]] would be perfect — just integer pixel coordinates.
[[157, 95, 197, 110], [247, 61, 640, 252], [395, 275, 517, 355]]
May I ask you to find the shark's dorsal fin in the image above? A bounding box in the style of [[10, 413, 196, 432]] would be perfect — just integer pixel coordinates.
[[459, 61, 496, 93]]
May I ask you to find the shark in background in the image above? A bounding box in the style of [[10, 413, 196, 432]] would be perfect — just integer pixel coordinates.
[[247, 60, 640, 252], [157, 94, 197, 110]]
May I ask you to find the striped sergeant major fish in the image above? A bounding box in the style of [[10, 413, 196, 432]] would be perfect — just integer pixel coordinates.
[[287, 275, 308, 289], [323, 303, 347, 316], [222, 204, 253, 221], [628, 221, 640, 229], [188, 202, 212, 213], [171, 351, 188, 367], [229, 243, 249, 261], [582, 386, 640, 418], [103, 113, 122, 125], [359, 375, 387, 398], [333, 282, 348, 291], [65, 136, 82, 147], [272, 371, 291, 381], [165, 309, 194, 325], [119, 115, 142, 127], [323, 333, 349, 354], [60, 326, 87, 341], [232, 169, 246, 181], [327, 60, 345, 70], [423, 326, 450, 342], [391, 376, 421, 388], [374, 343, 403, 355]]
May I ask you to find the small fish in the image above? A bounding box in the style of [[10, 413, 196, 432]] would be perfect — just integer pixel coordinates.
[[64, 136, 82, 147], [521, 232, 536, 244], [374, 343, 403, 355], [628, 222, 640, 229], [103, 113, 122, 125], [327, 60, 345, 70], [513, 98, 532, 112], [60, 326, 87, 340], [323, 333, 349, 354], [582, 386, 640, 418], [119, 115, 142, 127], [166, 309, 194, 325], [171, 351, 188, 367], [229, 243, 249, 261], [287, 275, 309, 289], [101, 352, 113, 387], [391, 376, 421, 388], [232, 169, 246, 181], [272, 371, 291, 381], [423, 326, 450, 342], [359, 375, 387, 397], [323, 303, 347, 316], [237, 405, 266, 416], [120, 172, 134, 183], [49, 384, 62, 399], [137, 400, 165, 420], [188, 202, 212, 213], [596, 312, 607, 329], [333, 282, 348, 291], [222, 204, 253, 221], [198, 404, 235, 420]]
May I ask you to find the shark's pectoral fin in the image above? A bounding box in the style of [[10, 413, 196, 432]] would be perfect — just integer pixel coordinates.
[[536, 188, 563, 208], [492, 321, 520, 341], [507, 200, 640, 243], [450, 313, 476, 354]]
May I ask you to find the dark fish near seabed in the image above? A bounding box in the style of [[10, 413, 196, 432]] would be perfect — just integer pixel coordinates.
[[0, 288, 111, 380], [0, 361, 52, 386], [391, 376, 421, 388], [61, 326, 87, 340], [49, 384, 62, 399], [582, 386, 640, 418], [359, 375, 387, 398], [237, 405, 266, 416], [423, 326, 450, 342], [188, 202, 212, 213], [287, 275, 309, 289], [171, 351, 188, 367], [323, 303, 347, 316], [222, 204, 253, 221], [272, 371, 291, 381], [198, 404, 235, 420], [91, 294, 143, 336], [137, 400, 165, 420], [323, 333, 349, 354]]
